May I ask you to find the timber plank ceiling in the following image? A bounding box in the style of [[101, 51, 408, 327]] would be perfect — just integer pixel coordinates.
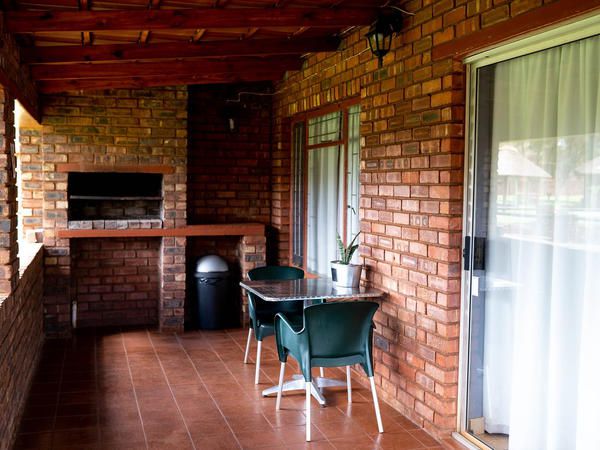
[[4, 0, 385, 93]]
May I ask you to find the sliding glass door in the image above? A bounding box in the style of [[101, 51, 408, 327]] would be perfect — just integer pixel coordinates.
[[462, 30, 600, 450]]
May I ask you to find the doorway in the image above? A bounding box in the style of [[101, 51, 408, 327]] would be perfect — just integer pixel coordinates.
[[460, 24, 600, 450]]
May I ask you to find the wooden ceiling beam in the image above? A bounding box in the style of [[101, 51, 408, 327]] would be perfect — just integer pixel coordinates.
[[79, 0, 92, 45], [191, 28, 206, 42], [31, 56, 302, 80], [38, 70, 283, 93], [22, 36, 338, 64], [138, 0, 161, 44], [6, 7, 377, 33]]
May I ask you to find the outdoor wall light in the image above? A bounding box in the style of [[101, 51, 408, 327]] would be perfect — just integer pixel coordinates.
[[366, 7, 405, 67]]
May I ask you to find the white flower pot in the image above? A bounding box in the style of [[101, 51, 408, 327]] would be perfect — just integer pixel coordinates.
[[330, 261, 362, 288]]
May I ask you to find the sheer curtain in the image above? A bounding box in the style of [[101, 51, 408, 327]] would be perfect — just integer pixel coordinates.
[[483, 35, 600, 449], [306, 113, 344, 276], [306, 145, 344, 275]]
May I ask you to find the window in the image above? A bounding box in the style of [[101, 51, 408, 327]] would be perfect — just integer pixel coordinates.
[[291, 102, 360, 275]]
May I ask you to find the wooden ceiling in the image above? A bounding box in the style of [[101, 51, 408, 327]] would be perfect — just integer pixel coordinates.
[[4, 0, 384, 93]]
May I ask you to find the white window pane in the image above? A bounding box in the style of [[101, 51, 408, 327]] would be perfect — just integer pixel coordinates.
[[308, 111, 342, 145], [346, 105, 361, 261]]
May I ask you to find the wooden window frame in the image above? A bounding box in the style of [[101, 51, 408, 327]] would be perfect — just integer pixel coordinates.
[[288, 97, 360, 274]]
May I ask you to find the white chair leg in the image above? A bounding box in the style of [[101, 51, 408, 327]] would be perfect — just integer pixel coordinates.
[[369, 376, 384, 433], [243, 328, 252, 364], [319, 367, 324, 378], [305, 381, 311, 442], [346, 366, 352, 403], [254, 340, 262, 385], [276, 362, 286, 410]]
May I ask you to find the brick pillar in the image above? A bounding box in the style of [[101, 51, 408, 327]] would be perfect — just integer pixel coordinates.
[[40, 122, 71, 336], [0, 88, 19, 295], [236, 234, 266, 324], [160, 236, 186, 332], [16, 127, 43, 239]]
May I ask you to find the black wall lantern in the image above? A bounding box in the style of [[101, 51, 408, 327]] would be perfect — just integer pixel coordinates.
[[366, 7, 405, 67]]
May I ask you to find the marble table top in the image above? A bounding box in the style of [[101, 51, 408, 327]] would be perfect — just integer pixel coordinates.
[[239, 278, 382, 302]]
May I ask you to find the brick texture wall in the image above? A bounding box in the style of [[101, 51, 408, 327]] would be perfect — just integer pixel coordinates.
[[0, 19, 38, 121], [17, 128, 44, 238], [187, 83, 272, 225], [0, 246, 44, 450], [272, 0, 562, 438], [72, 238, 160, 327], [186, 83, 272, 325], [37, 86, 187, 334], [0, 88, 19, 296]]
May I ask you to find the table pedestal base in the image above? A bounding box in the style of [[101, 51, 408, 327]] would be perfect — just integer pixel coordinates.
[[262, 374, 346, 406]]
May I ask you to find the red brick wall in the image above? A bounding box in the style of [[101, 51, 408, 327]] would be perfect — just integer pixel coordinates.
[[272, 0, 564, 438], [38, 86, 188, 334], [72, 238, 160, 327], [17, 128, 44, 237], [0, 89, 20, 296], [186, 82, 273, 324], [0, 246, 44, 450], [188, 83, 272, 225], [0, 20, 38, 120]]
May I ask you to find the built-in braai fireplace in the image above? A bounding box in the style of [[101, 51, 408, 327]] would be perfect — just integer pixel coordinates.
[[68, 172, 163, 222]]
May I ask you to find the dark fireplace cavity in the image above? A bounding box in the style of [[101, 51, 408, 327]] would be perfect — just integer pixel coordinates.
[[68, 172, 163, 221]]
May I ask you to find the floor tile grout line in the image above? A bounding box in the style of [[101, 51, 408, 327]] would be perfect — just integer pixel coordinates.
[[226, 329, 336, 446], [174, 332, 244, 450], [146, 330, 197, 450], [213, 331, 284, 438], [120, 329, 150, 450], [224, 329, 336, 447]]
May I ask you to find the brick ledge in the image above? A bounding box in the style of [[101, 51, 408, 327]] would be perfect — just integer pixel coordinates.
[[57, 223, 265, 238]]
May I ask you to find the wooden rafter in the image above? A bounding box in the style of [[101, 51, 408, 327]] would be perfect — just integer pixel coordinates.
[[31, 56, 302, 80], [6, 8, 378, 33], [191, 28, 206, 42], [79, 0, 92, 45], [138, 0, 161, 44], [22, 37, 339, 64], [38, 70, 284, 93]]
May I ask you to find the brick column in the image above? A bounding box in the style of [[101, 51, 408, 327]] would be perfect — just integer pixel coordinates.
[[159, 152, 187, 333], [0, 88, 19, 295], [236, 234, 266, 324], [16, 127, 43, 238], [160, 236, 186, 332], [40, 120, 71, 336]]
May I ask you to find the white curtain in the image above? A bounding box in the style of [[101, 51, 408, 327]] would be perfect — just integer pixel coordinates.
[[483, 35, 600, 449], [306, 146, 344, 275], [306, 112, 344, 276]]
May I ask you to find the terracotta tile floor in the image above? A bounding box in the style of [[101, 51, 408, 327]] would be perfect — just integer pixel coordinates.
[[14, 328, 447, 450]]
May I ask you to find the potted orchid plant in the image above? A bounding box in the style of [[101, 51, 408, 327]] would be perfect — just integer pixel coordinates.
[[330, 231, 362, 288]]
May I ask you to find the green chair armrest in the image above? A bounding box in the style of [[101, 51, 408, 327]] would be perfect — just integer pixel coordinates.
[[274, 312, 312, 381]]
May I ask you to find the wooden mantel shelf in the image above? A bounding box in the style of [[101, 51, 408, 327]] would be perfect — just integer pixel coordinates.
[[57, 223, 265, 239]]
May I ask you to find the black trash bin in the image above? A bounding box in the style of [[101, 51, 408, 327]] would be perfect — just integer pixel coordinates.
[[194, 255, 230, 330]]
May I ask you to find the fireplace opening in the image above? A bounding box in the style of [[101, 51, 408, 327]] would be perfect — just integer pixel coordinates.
[[68, 172, 163, 221]]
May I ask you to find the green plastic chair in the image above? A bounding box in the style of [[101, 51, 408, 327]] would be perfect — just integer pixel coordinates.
[[274, 301, 383, 441], [243, 265, 305, 385]]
